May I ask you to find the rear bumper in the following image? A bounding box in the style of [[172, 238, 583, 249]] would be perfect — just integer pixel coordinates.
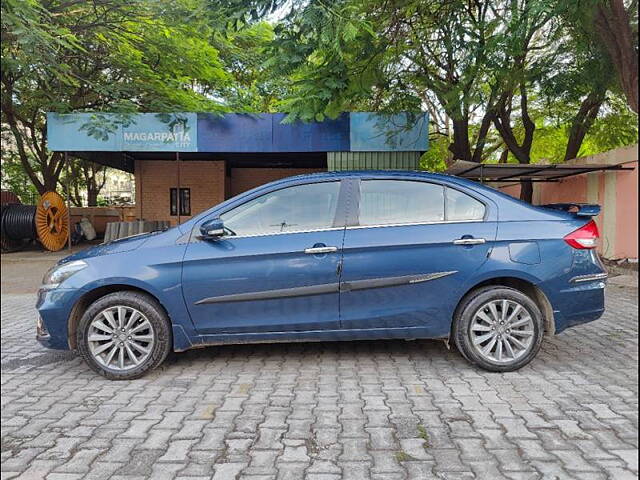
[[549, 278, 606, 333], [36, 288, 77, 350]]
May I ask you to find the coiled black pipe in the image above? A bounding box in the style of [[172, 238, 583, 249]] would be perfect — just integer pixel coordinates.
[[1, 204, 37, 240]]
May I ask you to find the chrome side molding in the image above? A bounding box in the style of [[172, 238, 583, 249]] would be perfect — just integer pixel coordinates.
[[195, 271, 458, 305], [195, 283, 340, 304], [570, 272, 608, 283], [340, 271, 458, 292]]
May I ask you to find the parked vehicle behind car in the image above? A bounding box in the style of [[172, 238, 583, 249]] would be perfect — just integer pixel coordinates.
[[36, 171, 607, 379]]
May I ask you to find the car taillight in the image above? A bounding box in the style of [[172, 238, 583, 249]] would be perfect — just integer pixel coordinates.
[[564, 220, 599, 249]]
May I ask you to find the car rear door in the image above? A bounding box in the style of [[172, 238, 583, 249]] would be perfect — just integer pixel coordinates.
[[339, 178, 497, 335], [182, 180, 347, 335]]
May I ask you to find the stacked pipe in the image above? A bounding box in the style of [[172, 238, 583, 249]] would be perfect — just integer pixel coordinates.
[[103, 220, 170, 243]]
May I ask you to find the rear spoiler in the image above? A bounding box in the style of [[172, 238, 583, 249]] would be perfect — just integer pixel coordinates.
[[541, 203, 600, 217]]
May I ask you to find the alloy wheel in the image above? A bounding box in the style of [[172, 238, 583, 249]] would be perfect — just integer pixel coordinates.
[[87, 306, 155, 371], [469, 299, 535, 364]]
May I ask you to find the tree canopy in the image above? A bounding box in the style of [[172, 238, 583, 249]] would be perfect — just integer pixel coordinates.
[[1, 0, 278, 201], [259, 0, 638, 200], [1, 0, 638, 204]]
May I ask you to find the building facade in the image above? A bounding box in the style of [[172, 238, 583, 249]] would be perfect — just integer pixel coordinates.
[[48, 112, 428, 225]]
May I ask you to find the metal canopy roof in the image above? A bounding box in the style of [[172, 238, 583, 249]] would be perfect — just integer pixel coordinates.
[[69, 151, 328, 173], [446, 160, 634, 182]]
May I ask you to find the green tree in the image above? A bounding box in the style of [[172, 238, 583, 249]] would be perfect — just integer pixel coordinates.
[[1, 0, 230, 195], [590, 0, 638, 113], [488, 0, 564, 201], [212, 22, 289, 112], [268, 0, 501, 163], [0, 152, 39, 204], [494, 92, 637, 164], [251, 0, 637, 202], [59, 159, 108, 207]]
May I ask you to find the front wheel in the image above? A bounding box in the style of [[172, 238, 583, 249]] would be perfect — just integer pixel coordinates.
[[77, 291, 171, 380], [453, 287, 544, 372]]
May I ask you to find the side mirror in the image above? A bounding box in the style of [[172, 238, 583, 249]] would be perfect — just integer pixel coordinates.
[[200, 218, 225, 240]]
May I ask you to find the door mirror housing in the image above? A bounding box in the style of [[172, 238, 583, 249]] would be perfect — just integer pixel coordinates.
[[200, 219, 225, 240]]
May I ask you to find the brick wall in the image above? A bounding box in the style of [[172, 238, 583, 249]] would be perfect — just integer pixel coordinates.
[[135, 160, 226, 225], [70, 207, 121, 235], [228, 167, 325, 198], [134, 162, 324, 225]]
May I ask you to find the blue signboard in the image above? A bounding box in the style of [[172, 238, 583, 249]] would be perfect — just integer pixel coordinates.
[[47, 112, 427, 153], [350, 113, 428, 152], [272, 113, 350, 152], [198, 114, 273, 152], [47, 113, 198, 151]]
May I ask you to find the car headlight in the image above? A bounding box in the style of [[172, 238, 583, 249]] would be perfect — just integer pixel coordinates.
[[41, 260, 88, 290]]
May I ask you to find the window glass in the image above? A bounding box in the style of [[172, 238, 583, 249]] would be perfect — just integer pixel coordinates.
[[170, 188, 178, 216], [170, 188, 191, 216], [359, 180, 445, 226], [179, 188, 191, 216], [446, 187, 485, 221], [220, 182, 341, 236]]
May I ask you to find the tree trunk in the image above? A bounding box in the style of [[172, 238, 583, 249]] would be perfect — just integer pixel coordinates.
[[493, 110, 535, 203], [520, 179, 533, 203], [72, 183, 83, 207], [564, 89, 606, 161], [87, 188, 99, 207], [448, 118, 473, 161], [34, 152, 65, 195], [82, 162, 107, 206], [471, 111, 495, 164], [42, 176, 59, 194], [492, 86, 536, 203], [594, 0, 638, 113]]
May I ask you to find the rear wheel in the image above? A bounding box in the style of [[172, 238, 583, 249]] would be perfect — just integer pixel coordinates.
[[77, 291, 171, 380], [453, 286, 544, 372]]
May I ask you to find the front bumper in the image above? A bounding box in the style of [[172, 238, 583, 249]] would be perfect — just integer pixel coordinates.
[[36, 288, 78, 350]]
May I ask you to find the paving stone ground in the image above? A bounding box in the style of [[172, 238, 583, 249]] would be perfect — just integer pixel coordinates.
[[1, 285, 637, 479]]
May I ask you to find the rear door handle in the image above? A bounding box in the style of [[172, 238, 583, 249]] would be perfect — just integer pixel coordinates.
[[304, 246, 338, 254], [453, 238, 486, 245]]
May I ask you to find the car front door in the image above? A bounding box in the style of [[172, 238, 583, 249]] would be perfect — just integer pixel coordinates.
[[182, 180, 346, 335], [339, 179, 497, 336]]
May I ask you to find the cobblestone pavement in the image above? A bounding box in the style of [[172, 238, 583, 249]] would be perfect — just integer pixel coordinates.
[[1, 285, 638, 480]]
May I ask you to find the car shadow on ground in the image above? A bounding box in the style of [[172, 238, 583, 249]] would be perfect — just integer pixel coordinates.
[[150, 332, 587, 378], [165, 337, 453, 365], [4, 328, 622, 380]]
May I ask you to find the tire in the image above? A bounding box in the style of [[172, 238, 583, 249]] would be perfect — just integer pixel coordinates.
[[453, 286, 544, 372], [77, 291, 171, 380]]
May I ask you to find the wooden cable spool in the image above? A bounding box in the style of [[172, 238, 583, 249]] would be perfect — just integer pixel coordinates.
[[35, 191, 69, 251]]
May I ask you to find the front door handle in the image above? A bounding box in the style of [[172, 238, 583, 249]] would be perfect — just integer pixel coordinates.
[[304, 246, 338, 254], [453, 237, 486, 245]]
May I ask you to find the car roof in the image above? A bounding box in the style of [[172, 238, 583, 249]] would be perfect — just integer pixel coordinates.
[[283, 169, 443, 181], [283, 169, 491, 190]]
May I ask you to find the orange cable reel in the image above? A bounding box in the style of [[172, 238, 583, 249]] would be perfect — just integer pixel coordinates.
[[35, 191, 69, 251]]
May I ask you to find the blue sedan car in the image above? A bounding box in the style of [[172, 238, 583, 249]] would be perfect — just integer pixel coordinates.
[[36, 171, 607, 379]]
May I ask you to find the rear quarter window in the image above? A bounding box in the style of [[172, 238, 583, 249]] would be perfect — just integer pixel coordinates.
[[445, 187, 485, 221], [357, 180, 486, 226]]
